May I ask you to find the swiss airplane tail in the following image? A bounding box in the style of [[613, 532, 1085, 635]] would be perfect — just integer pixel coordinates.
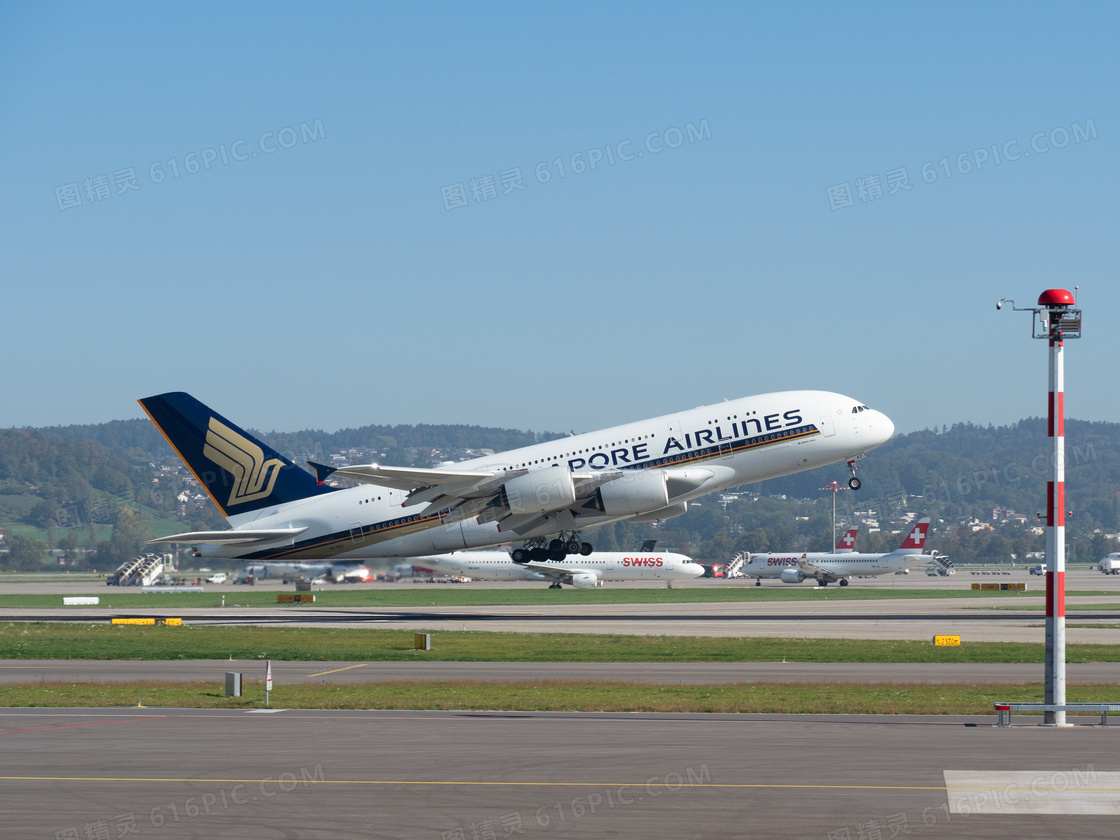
[[139, 392, 336, 519], [896, 517, 931, 551], [834, 527, 858, 552]]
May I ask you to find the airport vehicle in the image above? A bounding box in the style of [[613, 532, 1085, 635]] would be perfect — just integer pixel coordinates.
[[740, 518, 946, 586], [139, 390, 892, 563], [413, 549, 704, 589], [1029, 563, 1045, 576], [205, 572, 227, 584], [1099, 554, 1120, 575], [232, 562, 372, 584]]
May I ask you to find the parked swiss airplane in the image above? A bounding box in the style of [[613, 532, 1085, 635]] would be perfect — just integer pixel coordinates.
[[139, 390, 893, 562], [415, 549, 704, 588], [741, 518, 945, 586]]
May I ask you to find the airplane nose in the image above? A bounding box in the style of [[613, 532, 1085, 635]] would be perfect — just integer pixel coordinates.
[[687, 564, 704, 578], [876, 411, 895, 444]]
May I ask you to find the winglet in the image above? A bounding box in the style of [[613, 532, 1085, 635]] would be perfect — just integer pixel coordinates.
[[307, 461, 338, 485]]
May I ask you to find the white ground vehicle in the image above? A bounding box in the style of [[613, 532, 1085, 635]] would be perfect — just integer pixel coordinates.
[[1099, 554, 1120, 575], [206, 572, 228, 584], [1028, 564, 1045, 576]]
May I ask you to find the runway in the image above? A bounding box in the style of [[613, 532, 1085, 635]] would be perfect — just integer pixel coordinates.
[[1, 707, 1117, 839]]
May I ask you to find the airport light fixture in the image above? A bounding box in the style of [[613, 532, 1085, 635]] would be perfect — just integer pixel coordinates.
[[997, 288, 1081, 726], [819, 480, 848, 551]]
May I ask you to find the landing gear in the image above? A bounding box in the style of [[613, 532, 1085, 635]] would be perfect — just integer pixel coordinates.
[[847, 459, 862, 490], [839, 579, 849, 587], [818, 579, 829, 587], [548, 582, 563, 589], [754, 578, 761, 587], [514, 532, 593, 563]]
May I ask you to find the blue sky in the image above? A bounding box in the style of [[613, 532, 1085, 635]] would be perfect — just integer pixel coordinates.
[[2, 2, 1116, 437]]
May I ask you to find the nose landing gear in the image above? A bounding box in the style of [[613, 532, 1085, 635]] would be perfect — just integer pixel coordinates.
[[846, 459, 862, 490]]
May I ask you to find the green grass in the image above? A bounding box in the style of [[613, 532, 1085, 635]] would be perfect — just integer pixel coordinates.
[[0, 586, 1092, 610], [0, 679, 1110, 715], [4, 623, 1120, 664]]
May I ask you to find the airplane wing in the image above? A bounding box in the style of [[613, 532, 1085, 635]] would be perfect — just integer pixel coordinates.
[[308, 460, 636, 523], [308, 461, 510, 509], [146, 527, 309, 545], [521, 561, 592, 581], [797, 557, 842, 581]]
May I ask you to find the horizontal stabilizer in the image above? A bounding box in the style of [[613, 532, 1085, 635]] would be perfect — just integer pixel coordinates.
[[306, 461, 338, 484], [146, 527, 308, 545]]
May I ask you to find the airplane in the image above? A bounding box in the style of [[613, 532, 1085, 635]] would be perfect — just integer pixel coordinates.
[[139, 390, 893, 563], [739, 518, 946, 586], [727, 526, 856, 577], [412, 548, 705, 589]]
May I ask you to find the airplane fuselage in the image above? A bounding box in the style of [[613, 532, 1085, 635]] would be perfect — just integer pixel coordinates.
[[416, 550, 705, 586], [202, 390, 892, 561]]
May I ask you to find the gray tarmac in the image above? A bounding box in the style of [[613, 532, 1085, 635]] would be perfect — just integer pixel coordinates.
[[3, 571, 1118, 839], [3, 658, 1120, 685], [1, 707, 1118, 839]]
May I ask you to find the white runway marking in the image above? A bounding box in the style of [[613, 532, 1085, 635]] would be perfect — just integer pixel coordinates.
[[944, 769, 1120, 815]]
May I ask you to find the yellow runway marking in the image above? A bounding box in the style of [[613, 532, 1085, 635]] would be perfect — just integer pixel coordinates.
[[306, 664, 369, 677]]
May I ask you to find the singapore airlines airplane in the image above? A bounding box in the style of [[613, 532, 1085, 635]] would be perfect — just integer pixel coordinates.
[[140, 390, 893, 562], [740, 518, 944, 586], [414, 549, 705, 588]]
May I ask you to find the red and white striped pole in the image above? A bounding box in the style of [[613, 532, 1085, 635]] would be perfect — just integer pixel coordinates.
[[1044, 294, 1067, 726], [999, 288, 1080, 726]]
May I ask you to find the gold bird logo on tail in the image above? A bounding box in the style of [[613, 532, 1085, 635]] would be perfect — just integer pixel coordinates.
[[203, 417, 284, 507]]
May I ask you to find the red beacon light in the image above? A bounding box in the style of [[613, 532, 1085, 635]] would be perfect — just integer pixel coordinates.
[[1038, 288, 1076, 308]]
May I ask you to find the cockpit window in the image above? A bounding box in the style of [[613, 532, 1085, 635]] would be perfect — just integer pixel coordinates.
[[851, 405, 870, 413]]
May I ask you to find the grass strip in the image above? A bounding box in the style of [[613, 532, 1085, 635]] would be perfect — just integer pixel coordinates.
[[3, 587, 1093, 610], [4, 623, 1120, 663], [0, 680, 1111, 715]]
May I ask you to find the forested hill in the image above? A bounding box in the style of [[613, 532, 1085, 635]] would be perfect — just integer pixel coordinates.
[[38, 419, 564, 467]]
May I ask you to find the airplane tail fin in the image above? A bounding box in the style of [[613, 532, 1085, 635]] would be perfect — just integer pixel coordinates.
[[138, 392, 336, 519], [897, 517, 931, 551], [834, 527, 858, 552]]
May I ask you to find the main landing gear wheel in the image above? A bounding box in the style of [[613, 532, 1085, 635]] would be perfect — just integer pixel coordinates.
[[839, 579, 849, 587], [579, 542, 593, 556], [511, 549, 528, 563], [548, 582, 562, 589]]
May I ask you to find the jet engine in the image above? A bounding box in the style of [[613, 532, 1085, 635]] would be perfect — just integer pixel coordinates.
[[500, 466, 577, 514], [586, 470, 670, 517], [569, 572, 602, 589], [780, 568, 808, 584]]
